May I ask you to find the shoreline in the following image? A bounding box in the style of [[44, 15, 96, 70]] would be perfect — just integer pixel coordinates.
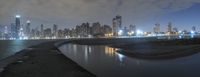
[[110, 38, 200, 59], [0, 40, 96, 77], [1, 38, 200, 76], [115, 45, 200, 60], [71, 38, 200, 60], [0, 48, 31, 73]]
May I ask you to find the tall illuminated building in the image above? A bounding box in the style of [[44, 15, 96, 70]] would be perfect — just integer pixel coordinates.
[[167, 22, 172, 33], [116, 15, 122, 29], [91, 22, 101, 35], [19, 25, 24, 38], [40, 24, 44, 38], [10, 23, 15, 38], [4, 25, 8, 34], [53, 24, 58, 37], [154, 23, 160, 33], [112, 18, 117, 36], [192, 26, 196, 32], [112, 15, 122, 36], [15, 15, 21, 39], [25, 20, 31, 38], [129, 25, 136, 35]]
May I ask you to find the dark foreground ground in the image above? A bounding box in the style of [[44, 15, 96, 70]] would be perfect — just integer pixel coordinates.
[[0, 41, 95, 77]]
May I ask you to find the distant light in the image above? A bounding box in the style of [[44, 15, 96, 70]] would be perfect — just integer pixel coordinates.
[[179, 35, 182, 39], [27, 20, 31, 23], [20, 27, 23, 30], [191, 35, 194, 38], [137, 30, 142, 34], [65, 36, 68, 39], [190, 31, 195, 38], [19, 37, 23, 40], [178, 31, 182, 34], [136, 30, 143, 36], [118, 30, 123, 36], [15, 15, 21, 18], [190, 31, 195, 34], [128, 31, 134, 36], [23, 37, 28, 40]]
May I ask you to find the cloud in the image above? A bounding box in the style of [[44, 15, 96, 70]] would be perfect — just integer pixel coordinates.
[[0, 0, 200, 28]]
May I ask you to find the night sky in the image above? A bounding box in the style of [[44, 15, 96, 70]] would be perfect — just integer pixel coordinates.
[[0, 0, 200, 31]]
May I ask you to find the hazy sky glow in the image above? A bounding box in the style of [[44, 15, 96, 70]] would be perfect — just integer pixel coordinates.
[[0, 0, 200, 31]]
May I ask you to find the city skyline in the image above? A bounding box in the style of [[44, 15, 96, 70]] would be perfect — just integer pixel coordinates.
[[0, 14, 199, 32], [0, 14, 198, 40], [1, 1, 200, 77], [0, 0, 200, 31]]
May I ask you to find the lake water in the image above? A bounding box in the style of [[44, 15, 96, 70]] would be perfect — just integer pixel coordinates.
[[0, 40, 52, 60], [59, 44, 200, 77]]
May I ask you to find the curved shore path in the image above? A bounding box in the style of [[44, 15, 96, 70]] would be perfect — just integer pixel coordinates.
[[0, 41, 96, 77]]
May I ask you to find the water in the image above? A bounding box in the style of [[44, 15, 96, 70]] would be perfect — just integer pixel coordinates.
[[59, 44, 200, 77], [0, 40, 52, 60]]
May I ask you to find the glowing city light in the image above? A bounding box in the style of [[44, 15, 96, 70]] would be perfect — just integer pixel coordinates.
[[137, 30, 142, 34], [190, 31, 195, 34], [128, 31, 134, 36], [136, 30, 143, 36], [190, 31, 195, 38], [0, 14, 199, 40], [118, 30, 123, 36], [15, 15, 21, 18], [178, 31, 182, 34], [27, 20, 31, 23]]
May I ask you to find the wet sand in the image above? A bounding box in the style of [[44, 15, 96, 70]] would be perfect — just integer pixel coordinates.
[[0, 41, 95, 77]]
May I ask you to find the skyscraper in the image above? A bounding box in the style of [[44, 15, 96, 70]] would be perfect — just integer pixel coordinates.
[[53, 24, 58, 37], [154, 23, 160, 33], [101, 25, 112, 34], [112, 18, 117, 36], [15, 15, 21, 39], [167, 22, 172, 33], [25, 20, 31, 38], [112, 15, 122, 36], [91, 22, 101, 35], [192, 26, 196, 32], [40, 24, 44, 38], [116, 15, 122, 29], [19, 25, 24, 38], [10, 23, 15, 38], [129, 25, 136, 35]]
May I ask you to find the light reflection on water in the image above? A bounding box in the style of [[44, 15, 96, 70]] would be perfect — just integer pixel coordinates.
[[59, 44, 200, 77], [104, 46, 117, 57]]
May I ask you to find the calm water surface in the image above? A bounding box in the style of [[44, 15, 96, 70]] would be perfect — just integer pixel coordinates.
[[59, 44, 200, 77], [0, 40, 51, 60]]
